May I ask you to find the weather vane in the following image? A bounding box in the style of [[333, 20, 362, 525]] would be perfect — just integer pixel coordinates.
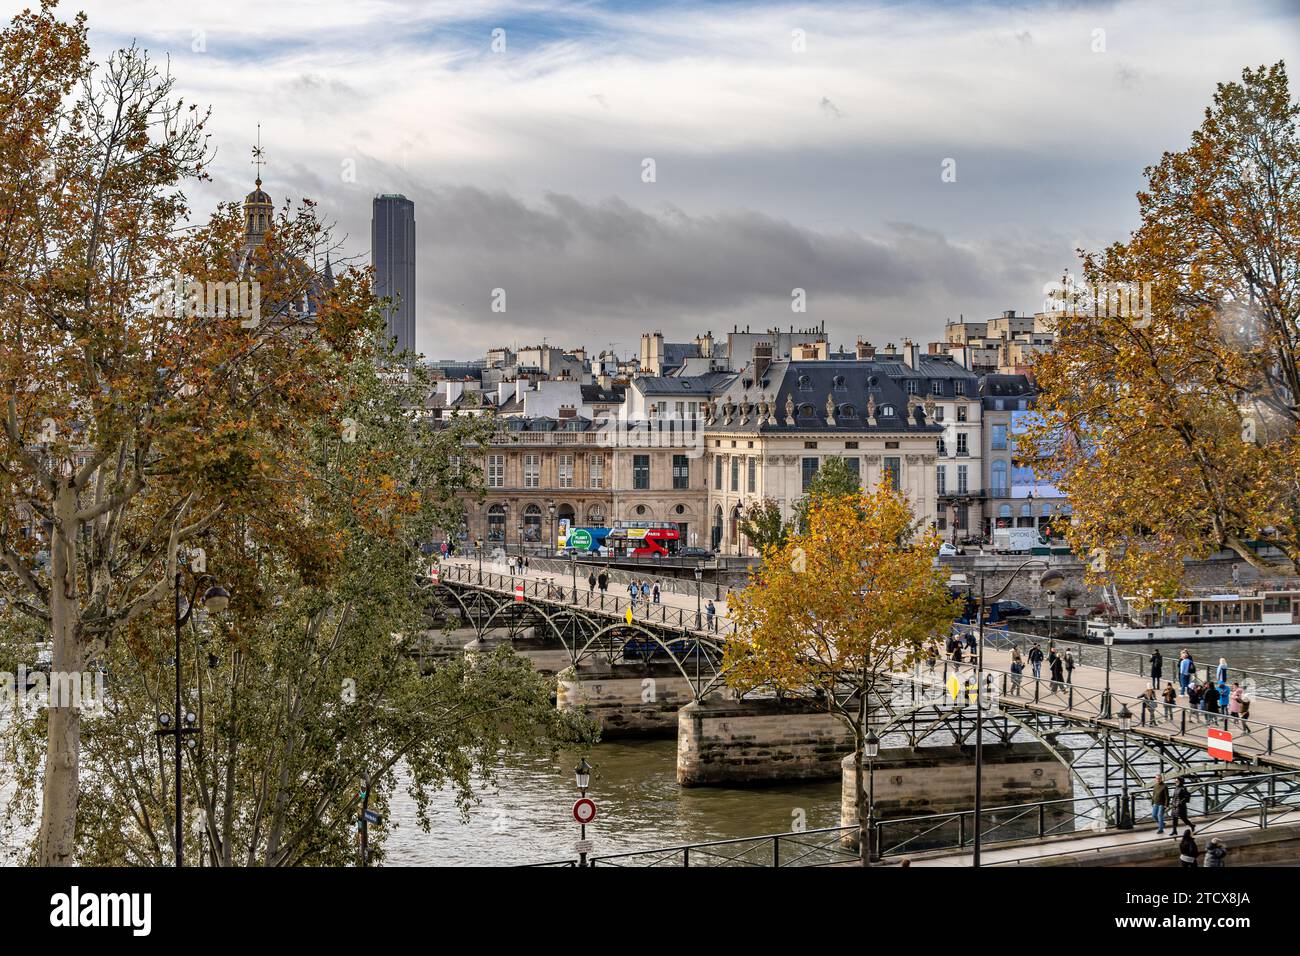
[[251, 123, 266, 184]]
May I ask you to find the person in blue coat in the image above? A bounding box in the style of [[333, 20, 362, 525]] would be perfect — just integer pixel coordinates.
[[1216, 658, 1229, 684], [1178, 651, 1194, 696]]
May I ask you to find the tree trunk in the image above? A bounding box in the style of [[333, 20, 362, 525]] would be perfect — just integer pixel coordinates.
[[38, 486, 81, 865]]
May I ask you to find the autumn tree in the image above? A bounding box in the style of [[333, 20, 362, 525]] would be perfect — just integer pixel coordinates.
[[724, 485, 960, 863], [1025, 62, 1300, 605], [0, 4, 374, 863]]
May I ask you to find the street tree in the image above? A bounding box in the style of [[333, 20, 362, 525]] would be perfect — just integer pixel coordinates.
[[724, 486, 960, 862], [736, 498, 789, 555], [1024, 62, 1300, 604]]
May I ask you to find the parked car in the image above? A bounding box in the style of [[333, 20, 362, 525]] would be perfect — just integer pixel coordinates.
[[992, 600, 1033, 618], [679, 547, 715, 559], [937, 542, 960, 557]]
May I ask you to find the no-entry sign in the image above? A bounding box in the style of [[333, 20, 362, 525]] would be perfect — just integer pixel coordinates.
[[1208, 727, 1233, 761], [514, 583, 525, 603], [573, 798, 597, 825]]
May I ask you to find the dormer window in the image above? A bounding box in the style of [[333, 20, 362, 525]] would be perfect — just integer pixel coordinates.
[[799, 403, 816, 417], [840, 404, 856, 417], [879, 404, 895, 417], [798, 374, 812, 391], [833, 375, 846, 389]]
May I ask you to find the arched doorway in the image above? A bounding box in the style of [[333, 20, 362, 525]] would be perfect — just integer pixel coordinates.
[[523, 504, 542, 543], [486, 504, 506, 543], [711, 504, 723, 551], [730, 505, 743, 554]]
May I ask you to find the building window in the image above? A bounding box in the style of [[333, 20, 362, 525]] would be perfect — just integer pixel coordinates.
[[589, 454, 604, 489], [954, 380, 966, 396], [957, 405, 968, 422], [801, 457, 819, 491], [936, 465, 947, 496], [957, 464, 968, 494], [524, 454, 540, 488], [747, 456, 756, 492], [937, 437, 946, 456], [906, 380, 919, 394], [487, 454, 504, 488], [991, 459, 1008, 497], [957, 432, 968, 455], [633, 454, 650, 490], [714, 455, 723, 490], [730, 456, 739, 491], [844, 457, 860, 483], [883, 456, 901, 491], [880, 404, 895, 417], [558, 454, 574, 488], [934, 405, 944, 421], [931, 380, 944, 395], [991, 424, 1007, 450], [672, 454, 689, 490], [450, 455, 462, 476], [804, 441, 818, 449]]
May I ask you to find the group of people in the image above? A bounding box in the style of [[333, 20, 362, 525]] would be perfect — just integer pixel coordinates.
[[1006, 642, 1075, 695], [1150, 649, 1250, 727], [625, 579, 663, 605], [1150, 773, 1229, 866], [507, 554, 531, 575]]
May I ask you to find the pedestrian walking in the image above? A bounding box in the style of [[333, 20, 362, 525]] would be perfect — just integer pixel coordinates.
[[597, 570, 609, 593], [1203, 682, 1219, 717], [1173, 778, 1195, 833], [523, 555, 530, 572], [1049, 652, 1065, 694], [1064, 650, 1075, 685], [652, 582, 661, 604], [1162, 681, 1177, 722], [587, 570, 597, 593], [1179, 830, 1199, 868], [1206, 838, 1228, 868], [1028, 642, 1044, 680], [1216, 658, 1228, 685], [1240, 686, 1252, 729], [1188, 681, 1204, 721], [1151, 773, 1169, 834], [1178, 650, 1193, 697], [640, 581, 651, 602], [1009, 655, 1024, 696], [705, 599, 716, 630], [1150, 648, 1163, 686], [1137, 685, 1156, 723]]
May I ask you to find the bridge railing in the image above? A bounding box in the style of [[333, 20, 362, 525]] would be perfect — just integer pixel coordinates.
[[874, 768, 1300, 861], [437, 562, 738, 637], [922, 657, 1300, 765], [962, 623, 1300, 705], [581, 825, 860, 868]]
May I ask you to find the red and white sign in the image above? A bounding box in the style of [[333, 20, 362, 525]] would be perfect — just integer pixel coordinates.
[[429, 565, 440, 583], [514, 583, 525, 603], [1208, 727, 1233, 761], [572, 798, 597, 825]]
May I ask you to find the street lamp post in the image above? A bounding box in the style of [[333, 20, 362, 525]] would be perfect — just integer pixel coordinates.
[[694, 561, 704, 629], [548, 501, 556, 556], [570, 552, 577, 605], [1117, 704, 1134, 829], [1103, 626, 1115, 717], [575, 757, 592, 867], [516, 523, 524, 558], [476, 538, 483, 583], [863, 729, 880, 865], [160, 571, 228, 868]]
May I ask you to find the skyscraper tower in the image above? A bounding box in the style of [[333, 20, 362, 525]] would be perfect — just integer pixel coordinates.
[[371, 194, 416, 355]]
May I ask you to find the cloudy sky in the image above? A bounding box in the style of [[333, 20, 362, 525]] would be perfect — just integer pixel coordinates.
[[31, 0, 1300, 359]]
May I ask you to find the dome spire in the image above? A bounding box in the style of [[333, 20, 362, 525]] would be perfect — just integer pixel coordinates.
[[251, 123, 266, 187]]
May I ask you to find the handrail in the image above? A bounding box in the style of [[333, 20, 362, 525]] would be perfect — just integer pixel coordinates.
[[960, 622, 1300, 704]]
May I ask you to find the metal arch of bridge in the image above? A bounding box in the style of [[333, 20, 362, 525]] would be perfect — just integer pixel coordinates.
[[429, 578, 733, 701]]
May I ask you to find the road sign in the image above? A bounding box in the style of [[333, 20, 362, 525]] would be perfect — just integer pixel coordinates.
[[573, 798, 597, 824], [569, 528, 593, 550], [625, 607, 633, 624], [1208, 727, 1233, 761], [429, 565, 440, 583], [514, 583, 525, 603], [363, 810, 383, 825], [574, 838, 593, 855]]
